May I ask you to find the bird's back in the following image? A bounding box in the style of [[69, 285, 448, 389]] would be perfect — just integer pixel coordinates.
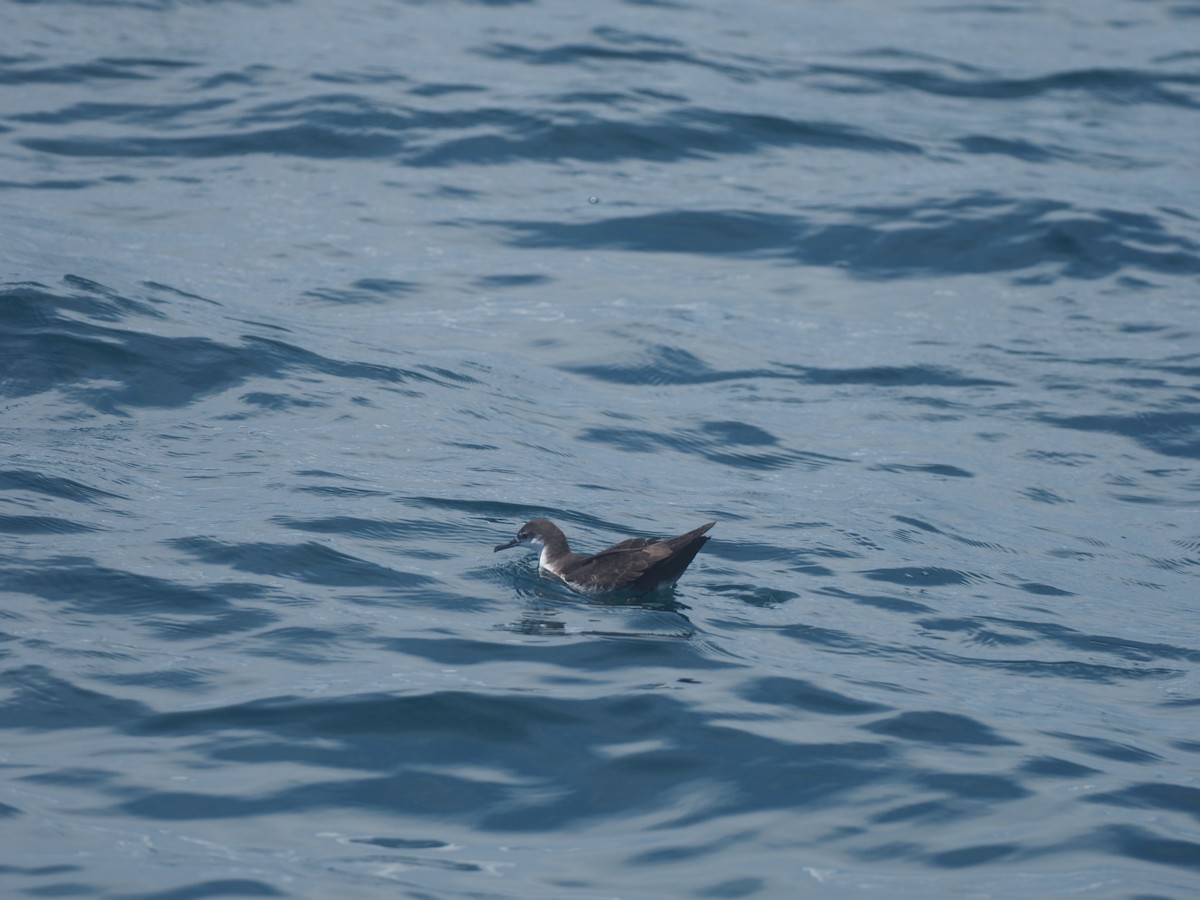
[[561, 522, 714, 593]]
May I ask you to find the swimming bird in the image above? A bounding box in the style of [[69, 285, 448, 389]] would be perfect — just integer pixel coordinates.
[[494, 518, 715, 594]]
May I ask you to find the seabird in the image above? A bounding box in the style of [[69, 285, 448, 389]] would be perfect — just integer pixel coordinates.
[[494, 518, 714, 594]]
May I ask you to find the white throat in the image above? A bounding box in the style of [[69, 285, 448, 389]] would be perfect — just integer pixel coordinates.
[[532, 539, 563, 575]]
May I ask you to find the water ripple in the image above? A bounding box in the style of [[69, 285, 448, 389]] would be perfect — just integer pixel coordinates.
[[124, 691, 896, 830], [3, 1, 1199, 896], [813, 62, 1200, 108], [486, 196, 1200, 278]]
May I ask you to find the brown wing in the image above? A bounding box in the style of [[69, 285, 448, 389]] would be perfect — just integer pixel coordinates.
[[628, 524, 713, 591], [598, 536, 661, 553], [566, 523, 714, 592], [564, 542, 667, 591]]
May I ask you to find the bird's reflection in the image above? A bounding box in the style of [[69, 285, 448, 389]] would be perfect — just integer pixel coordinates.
[[501, 570, 695, 638]]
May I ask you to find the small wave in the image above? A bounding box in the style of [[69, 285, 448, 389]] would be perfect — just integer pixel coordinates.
[[0, 55, 194, 87], [166, 536, 433, 589], [487, 195, 1200, 279], [0, 665, 152, 731], [1083, 782, 1200, 823], [1086, 825, 1200, 874], [2, 558, 276, 637], [578, 420, 847, 472], [1041, 409, 1200, 459], [303, 278, 420, 304], [0, 468, 123, 503], [0, 279, 474, 414], [740, 676, 891, 715], [0, 514, 96, 535], [862, 566, 983, 587], [866, 710, 1019, 745], [123, 689, 894, 831], [811, 61, 1200, 109]]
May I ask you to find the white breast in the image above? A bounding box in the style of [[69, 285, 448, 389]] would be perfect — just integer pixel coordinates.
[[538, 543, 565, 576]]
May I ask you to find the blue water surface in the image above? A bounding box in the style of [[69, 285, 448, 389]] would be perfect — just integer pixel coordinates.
[[2, 0, 1199, 897]]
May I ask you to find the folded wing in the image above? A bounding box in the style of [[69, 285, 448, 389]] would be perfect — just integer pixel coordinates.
[[565, 523, 714, 593]]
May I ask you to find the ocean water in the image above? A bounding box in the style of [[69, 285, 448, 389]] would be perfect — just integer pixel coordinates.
[[2, 0, 1199, 896]]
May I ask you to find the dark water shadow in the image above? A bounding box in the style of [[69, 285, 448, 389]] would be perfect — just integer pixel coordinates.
[[0, 280, 471, 413], [482, 195, 1200, 280], [166, 536, 434, 590], [121, 690, 895, 831]]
